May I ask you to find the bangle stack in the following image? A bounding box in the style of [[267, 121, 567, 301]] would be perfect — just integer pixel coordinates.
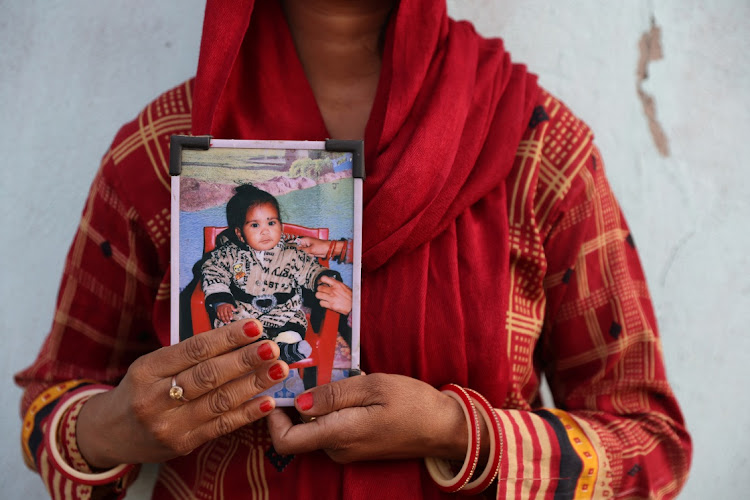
[[324, 240, 336, 261], [322, 239, 350, 264], [335, 238, 348, 264], [44, 385, 136, 486], [424, 384, 503, 495], [461, 388, 503, 494]]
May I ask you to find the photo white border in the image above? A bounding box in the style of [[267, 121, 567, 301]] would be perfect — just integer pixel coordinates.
[[170, 138, 362, 402]]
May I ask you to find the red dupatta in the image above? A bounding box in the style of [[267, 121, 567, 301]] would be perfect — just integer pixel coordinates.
[[191, 0, 538, 497]]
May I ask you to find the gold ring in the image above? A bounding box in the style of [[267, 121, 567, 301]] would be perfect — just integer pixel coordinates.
[[169, 376, 189, 403]]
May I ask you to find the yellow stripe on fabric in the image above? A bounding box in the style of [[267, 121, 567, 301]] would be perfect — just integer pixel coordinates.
[[78, 218, 161, 288], [39, 447, 51, 490], [108, 206, 139, 372], [546, 408, 599, 499], [184, 80, 193, 110], [496, 410, 520, 498], [509, 130, 544, 223], [109, 124, 146, 164], [542, 93, 560, 119], [156, 280, 171, 301], [63, 477, 73, 500], [52, 311, 122, 349], [22, 380, 92, 468], [246, 446, 269, 500], [194, 439, 212, 491], [92, 174, 131, 218], [146, 101, 170, 189], [590, 166, 617, 296], [506, 311, 544, 337], [536, 133, 593, 226], [68, 266, 127, 312], [159, 463, 197, 500], [557, 329, 655, 372], [579, 228, 629, 256], [48, 172, 103, 360], [530, 413, 555, 500], [576, 418, 614, 497], [256, 447, 269, 500], [52, 466, 62, 498], [655, 478, 682, 500], [245, 450, 259, 499], [518, 412, 536, 499], [574, 247, 590, 300], [499, 410, 560, 499], [214, 437, 239, 500], [137, 107, 171, 192], [111, 115, 192, 166]]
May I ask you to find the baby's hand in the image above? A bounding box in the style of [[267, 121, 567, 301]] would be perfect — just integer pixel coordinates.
[[216, 303, 236, 323]]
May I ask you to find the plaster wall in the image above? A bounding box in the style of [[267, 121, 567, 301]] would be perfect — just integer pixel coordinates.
[[2, 1, 747, 498]]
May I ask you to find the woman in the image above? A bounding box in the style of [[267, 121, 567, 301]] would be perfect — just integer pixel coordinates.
[[16, 0, 691, 498]]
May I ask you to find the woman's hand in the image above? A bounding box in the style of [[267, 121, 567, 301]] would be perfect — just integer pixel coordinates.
[[315, 276, 353, 315], [76, 319, 288, 468], [296, 236, 329, 258], [266, 373, 484, 464]]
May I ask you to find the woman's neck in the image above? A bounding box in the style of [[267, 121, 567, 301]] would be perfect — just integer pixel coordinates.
[[282, 0, 396, 139]]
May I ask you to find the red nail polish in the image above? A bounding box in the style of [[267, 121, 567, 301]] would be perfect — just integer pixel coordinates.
[[258, 342, 274, 361], [243, 319, 261, 338], [297, 392, 313, 411], [269, 363, 286, 380], [260, 400, 274, 413]]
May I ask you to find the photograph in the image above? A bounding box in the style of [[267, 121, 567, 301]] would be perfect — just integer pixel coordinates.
[[171, 139, 361, 405], [7, 2, 747, 497]]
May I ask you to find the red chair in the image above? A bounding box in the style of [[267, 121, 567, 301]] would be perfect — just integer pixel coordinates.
[[190, 224, 340, 386]]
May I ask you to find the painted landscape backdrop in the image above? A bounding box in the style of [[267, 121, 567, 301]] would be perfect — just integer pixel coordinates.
[[178, 146, 354, 292]]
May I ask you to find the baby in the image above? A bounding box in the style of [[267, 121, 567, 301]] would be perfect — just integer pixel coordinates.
[[201, 184, 335, 364]]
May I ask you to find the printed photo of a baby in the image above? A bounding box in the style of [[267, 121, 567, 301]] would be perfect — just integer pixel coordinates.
[[172, 140, 359, 405]]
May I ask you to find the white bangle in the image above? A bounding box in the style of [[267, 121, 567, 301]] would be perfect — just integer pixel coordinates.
[[43, 385, 135, 486], [461, 388, 503, 494], [424, 383, 481, 493]]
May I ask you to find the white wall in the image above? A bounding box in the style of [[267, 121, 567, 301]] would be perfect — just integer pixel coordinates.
[[2, 1, 747, 498]]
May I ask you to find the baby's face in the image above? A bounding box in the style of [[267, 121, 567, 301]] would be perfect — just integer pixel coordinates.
[[235, 203, 282, 251]]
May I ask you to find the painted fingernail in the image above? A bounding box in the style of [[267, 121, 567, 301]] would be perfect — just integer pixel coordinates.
[[257, 342, 275, 361], [297, 392, 313, 411], [269, 363, 286, 380], [260, 400, 274, 413], [243, 320, 261, 338]]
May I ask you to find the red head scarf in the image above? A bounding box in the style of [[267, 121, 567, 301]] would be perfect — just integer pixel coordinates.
[[191, 1, 538, 497]]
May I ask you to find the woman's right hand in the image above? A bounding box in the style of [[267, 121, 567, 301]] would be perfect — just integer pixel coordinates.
[[75, 319, 288, 468], [296, 236, 329, 258]]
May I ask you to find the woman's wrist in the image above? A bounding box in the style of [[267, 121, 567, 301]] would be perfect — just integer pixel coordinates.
[[424, 385, 500, 495], [425, 384, 503, 495], [76, 388, 127, 469], [45, 385, 136, 485], [424, 385, 481, 492], [428, 388, 490, 462]]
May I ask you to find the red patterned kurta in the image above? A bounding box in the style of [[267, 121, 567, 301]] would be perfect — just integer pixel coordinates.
[[16, 83, 691, 499]]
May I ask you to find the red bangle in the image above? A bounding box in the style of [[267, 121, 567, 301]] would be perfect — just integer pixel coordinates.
[[424, 384, 481, 493], [461, 389, 503, 495], [44, 385, 136, 486], [325, 240, 335, 260], [338, 239, 347, 262]]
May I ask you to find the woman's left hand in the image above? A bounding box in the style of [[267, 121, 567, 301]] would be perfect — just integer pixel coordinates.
[[315, 276, 353, 315], [266, 373, 470, 464]]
